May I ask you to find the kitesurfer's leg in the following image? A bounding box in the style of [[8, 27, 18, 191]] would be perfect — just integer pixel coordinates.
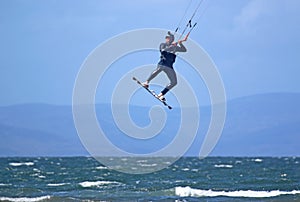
[[160, 67, 177, 96], [143, 65, 163, 88]]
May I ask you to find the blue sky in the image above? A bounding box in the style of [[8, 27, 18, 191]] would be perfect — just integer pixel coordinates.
[[1, 0, 300, 106]]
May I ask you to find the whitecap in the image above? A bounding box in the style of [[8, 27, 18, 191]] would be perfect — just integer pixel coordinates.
[[33, 168, 40, 172], [79, 181, 121, 188], [47, 183, 69, 187], [253, 159, 263, 163], [137, 159, 148, 163], [0, 183, 11, 186], [95, 166, 108, 170], [175, 186, 300, 198], [0, 195, 51, 202], [9, 162, 34, 167], [214, 164, 233, 168], [140, 163, 158, 167]]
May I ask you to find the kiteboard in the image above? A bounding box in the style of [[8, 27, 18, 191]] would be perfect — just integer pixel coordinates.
[[132, 77, 172, 110]]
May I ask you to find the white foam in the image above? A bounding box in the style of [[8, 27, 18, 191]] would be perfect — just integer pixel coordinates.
[[140, 163, 158, 167], [47, 183, 69, 187], [79, 181, 121, 188], [175, 187, 300, 198], [95, 166, 108, 170], [137, 159, 148, 163], [214, 164, 233, 168], [0, 183, 11, 186], [0, 195, 51, 202], [33, 168, 40, 172], [9, 162, 34, 167], [253, 158, 263, 163]]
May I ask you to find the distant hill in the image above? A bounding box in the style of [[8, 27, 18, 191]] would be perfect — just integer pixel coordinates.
[[211, 93, 300, 156], [0, 104, 87, 156], [0, 93, 299, 157]]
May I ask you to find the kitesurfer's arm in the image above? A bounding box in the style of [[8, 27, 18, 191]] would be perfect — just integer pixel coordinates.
[[176, 41, 187, 52], [160, 43, 168, 52]]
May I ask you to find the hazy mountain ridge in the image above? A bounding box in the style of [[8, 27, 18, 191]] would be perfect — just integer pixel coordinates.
[[213, 93, 300, 156], [0, 93, 299, 156]]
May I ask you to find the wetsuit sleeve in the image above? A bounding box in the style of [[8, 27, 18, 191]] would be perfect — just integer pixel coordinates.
[[160, 43, 167, 52], [163, 42, 187, 53], [175, 42, 187, 52]]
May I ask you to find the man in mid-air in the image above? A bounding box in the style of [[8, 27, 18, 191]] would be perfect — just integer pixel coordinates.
[[142, 31, 187, 101]]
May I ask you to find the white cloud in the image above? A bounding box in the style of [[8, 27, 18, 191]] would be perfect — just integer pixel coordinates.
[[234, 0, 265, 28], [234, 0, 300, 33]]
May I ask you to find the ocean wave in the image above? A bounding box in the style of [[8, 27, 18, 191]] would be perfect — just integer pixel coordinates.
[[9, 162, 34, 167], [139, 163, 158, 167], [252, 158, 263, 163], [214, 164, 233, 168], [33, 168, 40, 172], [175, 187, 300, 198], [0, 183, 11, 187], [0, 195, 51, 202], [79, 180, 121, 188], [95, 166, 108, 170], [47, 183, 69, 187]]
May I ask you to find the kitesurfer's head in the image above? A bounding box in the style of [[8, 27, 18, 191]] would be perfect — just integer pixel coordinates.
[[165, 31, 174, 44], [165, 35, 171, 44]]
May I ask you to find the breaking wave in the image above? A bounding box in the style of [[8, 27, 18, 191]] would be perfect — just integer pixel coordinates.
[[175, 186, 300, 198], [9, 162, 34, 167], [0, 196, 51, 202], [214, 164, 233, 168], [79, 180, 122, 188]]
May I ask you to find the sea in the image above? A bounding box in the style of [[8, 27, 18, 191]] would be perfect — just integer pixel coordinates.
[[0, 157, 299, 202]]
